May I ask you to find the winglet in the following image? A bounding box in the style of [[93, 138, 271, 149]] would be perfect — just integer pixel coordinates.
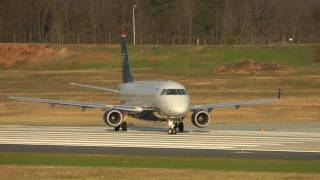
[[277, 89, 281, 100]]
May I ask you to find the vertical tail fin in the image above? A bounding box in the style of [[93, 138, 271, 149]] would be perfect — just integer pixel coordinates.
[[120, 32, 134, 83]]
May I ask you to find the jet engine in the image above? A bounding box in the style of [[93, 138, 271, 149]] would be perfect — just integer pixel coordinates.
[[191, 111, 211, 128], [103, 110, 124, 127]]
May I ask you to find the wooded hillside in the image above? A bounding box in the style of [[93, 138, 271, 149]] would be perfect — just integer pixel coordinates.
[[0, 0, 319, 45]]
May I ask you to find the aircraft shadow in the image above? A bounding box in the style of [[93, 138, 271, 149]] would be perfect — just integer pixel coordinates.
[[104, 125, 210, 134]]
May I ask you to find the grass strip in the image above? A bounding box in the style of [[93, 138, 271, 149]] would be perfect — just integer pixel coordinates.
[[0, 152, 319, 173], [13, 45, 315, 70]]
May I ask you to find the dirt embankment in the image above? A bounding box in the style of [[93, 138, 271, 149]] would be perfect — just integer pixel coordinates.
[[0, 44, 54, 69], [216, 60, 284, 73]]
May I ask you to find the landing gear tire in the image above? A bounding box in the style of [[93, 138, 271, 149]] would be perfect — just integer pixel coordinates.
[[168, 128, 177, 135], [178, 122, 184, 132], [114, 126, 120, 131], [172, 128, 177, 135], [121, 122, 127, 131]]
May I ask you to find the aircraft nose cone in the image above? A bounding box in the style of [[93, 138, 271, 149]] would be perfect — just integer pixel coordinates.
[[171, 104, 189, 117], [161, 97, 189, 118]]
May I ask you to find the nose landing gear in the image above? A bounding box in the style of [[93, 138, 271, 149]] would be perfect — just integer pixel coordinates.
[[168, 127, 176, 135], [167, 120, 176, 134], [167, 119, 184, 135]]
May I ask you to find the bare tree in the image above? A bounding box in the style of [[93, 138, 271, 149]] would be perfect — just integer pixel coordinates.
[[0, 0, 319, 44]]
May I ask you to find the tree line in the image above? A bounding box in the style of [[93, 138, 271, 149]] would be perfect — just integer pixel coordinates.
[[0, 0, 320, 45]]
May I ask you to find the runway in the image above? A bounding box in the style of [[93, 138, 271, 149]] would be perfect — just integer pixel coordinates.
[[0, 125, 319, 159]]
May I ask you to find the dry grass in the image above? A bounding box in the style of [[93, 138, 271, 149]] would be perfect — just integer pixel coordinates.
[[0, 165, 319, 180], [0, 68, 319, 126]]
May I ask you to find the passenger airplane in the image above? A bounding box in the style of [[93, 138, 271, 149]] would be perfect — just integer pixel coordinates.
[[10, 32, 281, 135]]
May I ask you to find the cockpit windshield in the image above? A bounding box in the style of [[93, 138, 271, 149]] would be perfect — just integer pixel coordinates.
[[177, 89, 187, 95], [160, 89, 187, 95], [166, 89, 178, 95]]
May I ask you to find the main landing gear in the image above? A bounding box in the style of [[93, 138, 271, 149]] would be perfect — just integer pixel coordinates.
[[178, 122, 184, 132], [167, 119, 184, 135], [115, 121, 127, 131]]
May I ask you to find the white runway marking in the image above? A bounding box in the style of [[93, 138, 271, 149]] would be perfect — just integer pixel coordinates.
[[0, 125, 319, 152]]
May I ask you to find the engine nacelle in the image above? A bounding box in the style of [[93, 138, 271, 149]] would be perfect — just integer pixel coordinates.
[[103, 110, 123, 127], [191, 111, 211, 128]]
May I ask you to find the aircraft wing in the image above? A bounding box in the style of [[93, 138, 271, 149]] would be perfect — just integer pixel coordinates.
[[69, 82, 119, 93], [190, 89, 281, 111], [9, 96, 144, 112]]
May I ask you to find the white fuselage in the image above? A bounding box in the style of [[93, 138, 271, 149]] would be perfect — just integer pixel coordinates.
[[118, 81, 190, 118]]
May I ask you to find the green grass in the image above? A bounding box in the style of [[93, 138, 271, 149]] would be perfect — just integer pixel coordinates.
[[126, 46, 314, 69], [20, 45, 316, 70], [0, 152, 319, 173]]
